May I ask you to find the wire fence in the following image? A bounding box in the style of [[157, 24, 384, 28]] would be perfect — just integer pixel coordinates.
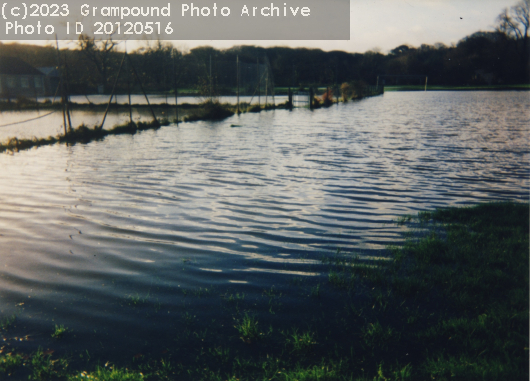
[[195, 58, 276, 106]]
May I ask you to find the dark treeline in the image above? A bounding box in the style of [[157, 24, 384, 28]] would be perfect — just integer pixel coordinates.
[[1, 1, 528, 94]]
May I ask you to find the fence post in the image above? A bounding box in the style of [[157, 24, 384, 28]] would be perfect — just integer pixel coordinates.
[[127, 54, 159, 126], [237, 55, 240, 114], [100, 53, 126, 130], [265, 70, 268, 107], [257, 58, 260, 108], [309, 87, 313, 110], [63, 53, 73, 132], [126, 51, 132, 124], [55, 36, 67, 136], [173, 49, 179, 124]]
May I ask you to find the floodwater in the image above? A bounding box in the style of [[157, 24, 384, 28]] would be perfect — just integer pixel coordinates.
[[0, 95, 289, 141], [0, 91, 528, 366], [38, 94, 288, 106]]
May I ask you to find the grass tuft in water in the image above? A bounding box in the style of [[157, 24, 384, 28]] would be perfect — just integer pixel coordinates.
[[309, 283, 321, 298], [285, 328, 317, 354], [0, 314, 16, 331], [51, 324, 69, 339], [30, 347, 69, 380], [69, 365, 145, 380], [0, 352, 24, 375], [234, 313, 261, 343], [0, 202, 527, 380], [184, 101, 235, 122]]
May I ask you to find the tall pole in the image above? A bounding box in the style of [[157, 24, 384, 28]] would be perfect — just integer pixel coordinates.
[[126, 50, 132, 124], [128, 54, 159, 125], [272, 65, 275, 107], [127, 83, 132, 124], [100, 53, 126, 130], [236, 55, 240, 114], [425, 76, 428, 92], [257, 58, 260, 108], [63, 53, 73, 132], [174, 48, 179, 124], [265, 70, 268, 107], [335, 63, 338, 105], [55, 35, 67, 136], [209, 55, 212, 102]]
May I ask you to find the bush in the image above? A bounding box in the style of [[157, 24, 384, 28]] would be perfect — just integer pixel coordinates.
[[184, 100, 234, 122], [340, 82, 352, 101], [321, 88, 334, 107]]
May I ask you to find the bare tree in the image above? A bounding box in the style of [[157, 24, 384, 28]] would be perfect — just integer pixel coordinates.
[[77, 34, 117, 91], [497, 0, 529, 79], [497, 0, 529, 40]]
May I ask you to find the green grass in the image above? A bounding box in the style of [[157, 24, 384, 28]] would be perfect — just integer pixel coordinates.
[[234, 313, 261, 343], [224, 293, 245, 303], [182, 311, 197, 325], [361, 321, 399, 352], [0, 314, 16, 331], [309, 283, 321, 298], [30, 347, 70, 380], [0, 352, 24, 374], [51, 324, 69, 339], [69, 366, 145, 380], [285, 329, 317, 354], [127, 293, 144, 306], [384, 84, 530, 91], [0, 118, 169, 155], [280, 361, 345, 381], [184, 100, 235, 122], [0, 202, 527, 380], [247, 104, 262, 113]]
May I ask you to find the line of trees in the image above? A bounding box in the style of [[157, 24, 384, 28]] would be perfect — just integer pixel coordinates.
[[1, 0, 528, 94]]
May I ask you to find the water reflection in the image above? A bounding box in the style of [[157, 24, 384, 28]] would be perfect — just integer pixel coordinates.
[[0, 91, 527, 361], [0, 95, 289, 141]]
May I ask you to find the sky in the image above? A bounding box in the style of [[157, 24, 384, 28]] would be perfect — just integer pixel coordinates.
[[11, 0, 518, 54]]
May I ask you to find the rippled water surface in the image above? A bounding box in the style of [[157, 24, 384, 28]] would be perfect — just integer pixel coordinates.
[[0, 91, 528, 362]]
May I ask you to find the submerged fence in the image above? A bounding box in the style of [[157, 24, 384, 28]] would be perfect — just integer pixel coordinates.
[[291, 84, 384, 109], [0, 45, 387, 144], [196, 57, 277, 110]]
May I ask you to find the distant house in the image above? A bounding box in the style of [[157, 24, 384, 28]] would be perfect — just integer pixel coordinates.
[[0, 56, 45, 99], [37, 66, 61, 96]]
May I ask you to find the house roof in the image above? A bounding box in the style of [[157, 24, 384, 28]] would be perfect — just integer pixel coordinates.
[[0, 57, 44, 76], [38, 66, 60, 77]]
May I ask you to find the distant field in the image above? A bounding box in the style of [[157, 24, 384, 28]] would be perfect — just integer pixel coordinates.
[[384, 84, 530, 91]]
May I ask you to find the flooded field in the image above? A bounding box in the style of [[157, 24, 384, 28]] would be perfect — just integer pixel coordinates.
[[0, 95, 289, 141], [0, 91, 528, 373]]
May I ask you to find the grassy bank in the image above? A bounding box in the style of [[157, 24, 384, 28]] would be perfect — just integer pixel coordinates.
[[0, 119, 170, 154], [1, 201, 527, 380], [384, 84, 530, 91], [0, 99, 299, 154]]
